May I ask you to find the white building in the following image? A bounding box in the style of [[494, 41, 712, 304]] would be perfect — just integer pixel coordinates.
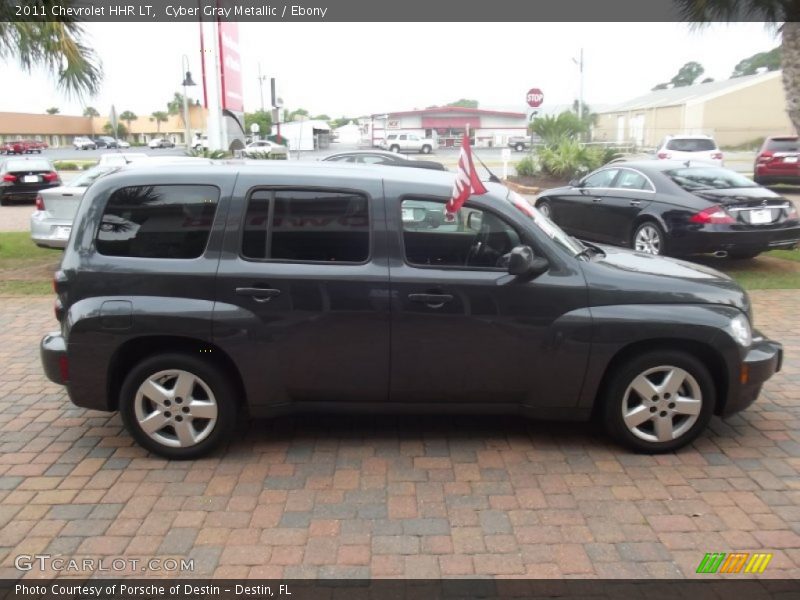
[[278, 119, 332, 151], [369, 107, 528, 148], [333, 121, 361, 145]]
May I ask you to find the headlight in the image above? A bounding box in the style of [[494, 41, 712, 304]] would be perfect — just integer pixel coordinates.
[[729, 313, 752, 347]]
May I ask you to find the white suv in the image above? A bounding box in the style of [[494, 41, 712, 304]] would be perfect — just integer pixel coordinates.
[[656, 135, 723, 166], [381, 133, 437, 154], [73, 137, 96, 150]]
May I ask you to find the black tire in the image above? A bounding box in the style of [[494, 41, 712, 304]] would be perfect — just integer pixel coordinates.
[[390, 145, 400, 153], [632, 220, 666, 256], [727, 250, 761, 260], [119, 353, 238, 459], [536, 200, 552, 220], [0, 197, 7, 207], [515, 143, 524, 152], [602, 350, 715, 453], [421, 145, 431, 154]]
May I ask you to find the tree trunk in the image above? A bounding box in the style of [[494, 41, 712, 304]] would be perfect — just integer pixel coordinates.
[[782, 22, 800, 135]]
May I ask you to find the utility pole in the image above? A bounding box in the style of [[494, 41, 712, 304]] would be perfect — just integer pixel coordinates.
[[575, 48, 584, 122], [257, 63, 266, 112]]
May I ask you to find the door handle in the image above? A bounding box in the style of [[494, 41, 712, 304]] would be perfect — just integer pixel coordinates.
[[629, 200, 641, 207], [592, 198, 602, 203], [408, 293, 454, 307], [235, 287, 281, 303]]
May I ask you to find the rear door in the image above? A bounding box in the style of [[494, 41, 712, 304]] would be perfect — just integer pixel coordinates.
[[214, 172, 391, 408], [587, 168, 654, 246]]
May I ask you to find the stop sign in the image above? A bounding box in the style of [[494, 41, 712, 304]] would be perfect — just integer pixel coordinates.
[[526, 88, 544, 108]]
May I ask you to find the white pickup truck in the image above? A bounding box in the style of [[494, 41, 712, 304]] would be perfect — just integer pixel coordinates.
[[382, 133, 438, 154]]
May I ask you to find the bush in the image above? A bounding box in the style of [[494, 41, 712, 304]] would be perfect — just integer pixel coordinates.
[[242, 151, 288, 161], [537, 140, 620, 179], [185, 149, 230, 159], [530, 112, 588, 148], [53, 160, 96, 171], [514, 155, 539, 177]]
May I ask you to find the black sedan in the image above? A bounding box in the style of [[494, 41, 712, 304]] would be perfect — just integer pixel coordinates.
[[535, 161, 800, 259], [0, 157, 61, 206], [322, 150, 446, 171]]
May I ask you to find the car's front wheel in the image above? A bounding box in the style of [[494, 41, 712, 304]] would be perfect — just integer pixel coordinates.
[[632, 221, 666, 255], [602, 350, 714, 453], [515, 143, 524, 151], [119, 353, 238, 459], [421, 145, 431, 154]]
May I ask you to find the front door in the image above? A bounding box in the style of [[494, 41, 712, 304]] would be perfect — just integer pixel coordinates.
[[385, 191, 590, 410], [587, 168, 654, 246], [214, 178, 391, 407]]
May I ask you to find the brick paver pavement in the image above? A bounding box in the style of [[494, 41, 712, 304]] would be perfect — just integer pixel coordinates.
[[0, 292, 797, 579]]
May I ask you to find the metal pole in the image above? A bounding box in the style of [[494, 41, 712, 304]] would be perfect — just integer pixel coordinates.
[[578, 48, 584, 123], [258, 63, 265, 113], [182, 55, 191, 148]]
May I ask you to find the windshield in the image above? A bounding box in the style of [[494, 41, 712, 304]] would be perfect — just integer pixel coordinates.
[[70, 165, 117, 187], [765, 138, 798, 153], [505, 190, 584, 256], [666, 167, 758, 191]]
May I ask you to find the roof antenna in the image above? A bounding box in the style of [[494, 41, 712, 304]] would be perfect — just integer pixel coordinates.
[[472, 149, 501, 184]]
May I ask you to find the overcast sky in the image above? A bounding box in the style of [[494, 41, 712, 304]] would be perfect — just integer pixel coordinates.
[[0, 22, 779, 119]]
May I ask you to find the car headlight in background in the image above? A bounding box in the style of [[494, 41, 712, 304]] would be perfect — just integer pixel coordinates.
[[729, 313, 752, 347]]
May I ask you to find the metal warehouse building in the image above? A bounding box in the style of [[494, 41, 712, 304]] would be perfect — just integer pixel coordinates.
[[592, 70, 794, 148], [368, 107, 528, 148]]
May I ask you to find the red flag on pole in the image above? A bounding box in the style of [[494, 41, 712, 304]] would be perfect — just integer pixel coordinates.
[[445, 127, 488, 216]]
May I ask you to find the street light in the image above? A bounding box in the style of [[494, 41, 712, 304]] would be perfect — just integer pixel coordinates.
[[181, 55, 197, 148]]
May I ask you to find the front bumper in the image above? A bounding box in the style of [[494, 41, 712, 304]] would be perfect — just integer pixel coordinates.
[[721, 332, 783, 417]]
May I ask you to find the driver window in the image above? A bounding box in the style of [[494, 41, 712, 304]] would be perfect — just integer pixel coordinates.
[[401, 199, 521, 269], [583, 169, 619, 189]]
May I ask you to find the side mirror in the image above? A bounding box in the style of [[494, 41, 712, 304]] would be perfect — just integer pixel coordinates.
[[466, 211, 482, 232], [506, 245, 549, 279]]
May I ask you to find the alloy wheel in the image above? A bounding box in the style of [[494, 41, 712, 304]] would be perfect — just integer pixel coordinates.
[[634, 224, 662, 255], [133, 369, 218, 448], [621, 365, 702, 443]]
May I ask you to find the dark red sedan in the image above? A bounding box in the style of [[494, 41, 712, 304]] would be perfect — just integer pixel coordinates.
[[754, 136, 799, 186]]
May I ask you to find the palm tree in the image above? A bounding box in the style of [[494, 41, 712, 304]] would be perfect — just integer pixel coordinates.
[[120, 110, 137, 131], [46, 107, 60, 115], [673, 1, 800, 134], [0, 3, 102, 98], [167, 92, 187, 127], [150, 111, 168, 134], [83, 106, 99, 117]]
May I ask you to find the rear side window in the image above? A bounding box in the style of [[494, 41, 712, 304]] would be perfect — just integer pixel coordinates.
[[665, 138, 716, 152], [96, 184, 219, 258], [765, 138, 799, 152], [242, 189, 370, 263]]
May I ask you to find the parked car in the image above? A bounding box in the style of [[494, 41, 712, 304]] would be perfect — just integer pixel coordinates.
[[73, 137, 97, 150], [30, 157, 215, 247], [2, 140, 29, 154], [192, 135, 208, 151], [534, 161, 800, 259], [19, 139, 46, 153], [322, 150, 446, 170], [381, 133, 438, 154], [656, 135, 723, 166], [0, 157, 61, 205], [148, 137, 175, 149], [753, 135, 799, 186], [117, 140, 131, 149], [508, 136, 532, 152], [95, 136, 120, 149], [241, 140, 289, 159], [40, 162, 782, 458]]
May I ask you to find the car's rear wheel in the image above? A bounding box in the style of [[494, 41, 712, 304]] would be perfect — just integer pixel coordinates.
[[421, 145, 431, 154], [633, 221, 666, 255], [602, 350, 714, 453], [390, 145, 400, 153], [536, 200, 552, 219], [515, 143, 524, 151], [119, 353, 237, 459]]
